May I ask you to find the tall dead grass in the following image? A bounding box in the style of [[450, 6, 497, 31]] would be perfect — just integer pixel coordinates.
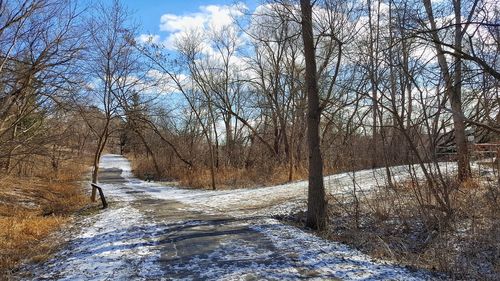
[[0, 162, 89, 278], [131, 155, 309, 189]]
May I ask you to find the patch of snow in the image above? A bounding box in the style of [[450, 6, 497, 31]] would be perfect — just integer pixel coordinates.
[[250, 218, 430, 280], [32, 205, 164, 280], [99, 154, 133, 178]]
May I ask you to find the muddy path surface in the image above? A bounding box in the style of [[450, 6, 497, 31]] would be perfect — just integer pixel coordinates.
[[14, 155, 435, 281]]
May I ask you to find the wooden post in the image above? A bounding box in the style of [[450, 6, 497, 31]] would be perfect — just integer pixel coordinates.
[[91, 183, 108, 209]]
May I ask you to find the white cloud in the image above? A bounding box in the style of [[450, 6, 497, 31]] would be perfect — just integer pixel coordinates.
[[160, 14, 205, 33], [159, 3, 247, 50], [411, 42, 437, 63], [136, 34, 160, 44], [145, 69, 189, 94], [202, 5, 243, 29]]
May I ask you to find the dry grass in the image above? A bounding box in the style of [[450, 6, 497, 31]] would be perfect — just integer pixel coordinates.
[[131, 155, 309, 189], [0, 212, 67, 276], [324, 177, 500, 280], [177, 166, 298, 189], [0, 166, 89, 278], [33, 157, 90, 182]]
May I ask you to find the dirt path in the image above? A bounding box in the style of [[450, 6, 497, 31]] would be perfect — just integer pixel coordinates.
[[16, 155, 436, 280]]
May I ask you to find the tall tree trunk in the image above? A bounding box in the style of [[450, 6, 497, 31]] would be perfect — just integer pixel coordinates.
[[423, 0, 471, 181], [300, 0, 327, 230], [225, 113, 233, 166], [208, 103, 220, 169], [91, 123, 109, 201], [208, 143, 216, 190], [451, 0, 471, 181], [368, 0, 380, 168], [91, 135, 106, 201], [288, 114, 296, 182]]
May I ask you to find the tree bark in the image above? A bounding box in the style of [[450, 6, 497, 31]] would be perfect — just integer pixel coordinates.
[[300, 0, 327, 230], [451, 0, 471, 181], [422, 0, 471, 181]]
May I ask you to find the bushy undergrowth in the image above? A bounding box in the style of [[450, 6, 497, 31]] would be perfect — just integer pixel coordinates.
[[325, 177, 499, 280]]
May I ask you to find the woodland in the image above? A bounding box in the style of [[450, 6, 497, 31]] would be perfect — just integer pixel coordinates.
[[0, 0, 499, 279]]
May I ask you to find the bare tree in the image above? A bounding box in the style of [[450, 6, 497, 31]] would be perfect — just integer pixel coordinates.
[[300, 0, 327, 230], [0, 0, 84, 174], [421, 0, 474, 181], [81, 0, 137, 199]]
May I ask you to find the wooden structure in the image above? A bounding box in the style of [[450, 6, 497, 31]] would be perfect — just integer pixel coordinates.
[[91, 183, 108, 209], [473, 143, 500, 161], [473, 143, 500, 182]]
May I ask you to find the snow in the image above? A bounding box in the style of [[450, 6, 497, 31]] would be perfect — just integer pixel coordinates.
[[20, 154, 440, 280], [31, 206, 164, 280], [115, 157, 457, 217], [251, 218, 429, 280], [98, 154, 133, 178]]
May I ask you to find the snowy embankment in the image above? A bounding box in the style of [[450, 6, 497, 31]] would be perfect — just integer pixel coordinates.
[[20, 154, 441, 280]]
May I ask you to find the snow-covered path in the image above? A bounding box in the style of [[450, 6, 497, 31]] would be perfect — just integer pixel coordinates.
[[19, 154, 439, 280]]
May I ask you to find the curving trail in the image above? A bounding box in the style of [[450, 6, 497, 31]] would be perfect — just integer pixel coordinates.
[[18, 154, 439, 281]]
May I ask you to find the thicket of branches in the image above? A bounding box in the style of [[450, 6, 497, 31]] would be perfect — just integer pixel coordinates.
[[1, 0, 498, 200], [0, 0, 498, 277], [131, 0, 499, 198], [0, 0, 498, 226]]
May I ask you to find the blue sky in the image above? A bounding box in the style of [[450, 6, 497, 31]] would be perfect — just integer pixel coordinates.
[[109, 0, 259, 105], [119, 0, 258, 35]]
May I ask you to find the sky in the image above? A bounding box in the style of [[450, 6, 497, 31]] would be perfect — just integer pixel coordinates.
[[119, 0, 258, 39]]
